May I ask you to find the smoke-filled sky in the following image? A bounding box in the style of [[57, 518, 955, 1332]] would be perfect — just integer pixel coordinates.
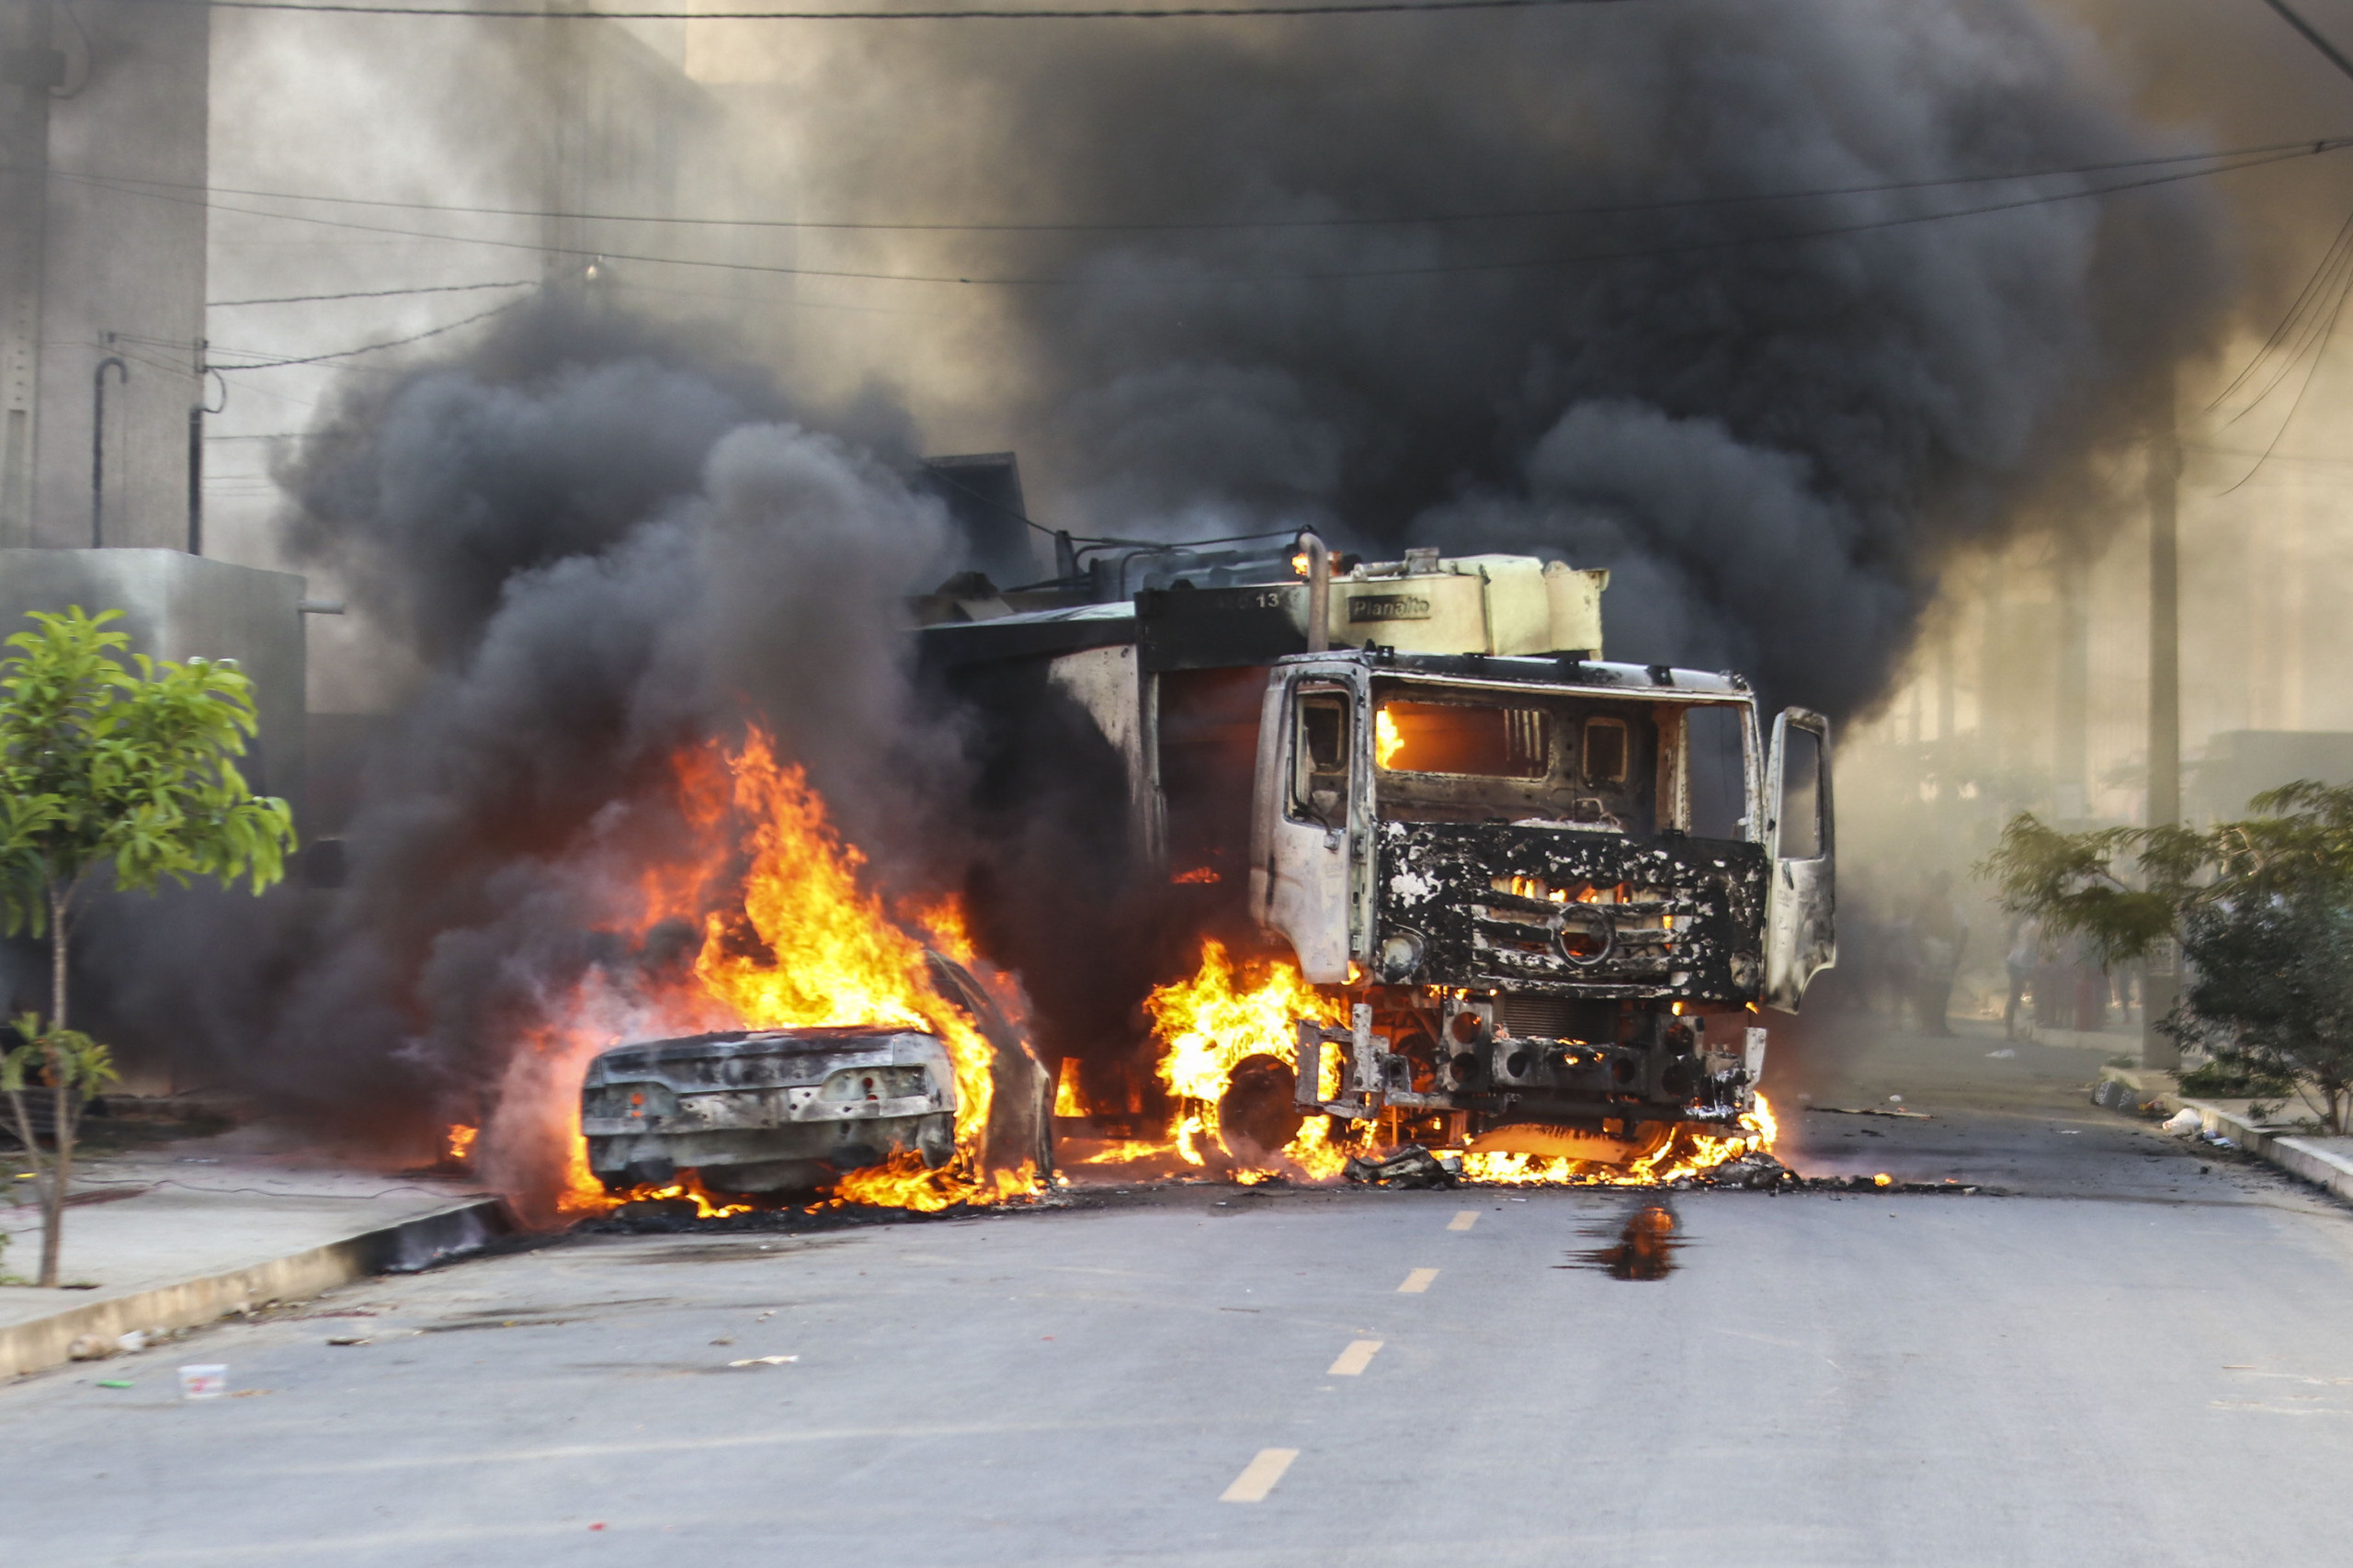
[[199, 0, 2353, 718], [104, 0, 2353, 1142]]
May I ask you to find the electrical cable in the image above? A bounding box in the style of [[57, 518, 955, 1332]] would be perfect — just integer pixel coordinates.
[[210, 279, 540, 306], [2260, 0, 2353, 86], [206, 300, 530, 369], [41, 140, 2346, 290], [2215, 257, 2353, 494], [127, 0, 1644, 19], [2205, 206, 2353, 413], [56, 137, 2344, 236], [2218, 242, 2353, 430]]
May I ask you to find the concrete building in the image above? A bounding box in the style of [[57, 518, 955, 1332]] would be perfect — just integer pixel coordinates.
[[2, 0, 209, 554]]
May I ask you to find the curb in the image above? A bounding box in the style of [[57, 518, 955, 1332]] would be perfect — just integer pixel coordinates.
[[2096, 1066, 2353, 1208], [1, 1196, 508, 1381]]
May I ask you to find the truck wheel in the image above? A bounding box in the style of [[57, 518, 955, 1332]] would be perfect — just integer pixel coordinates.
[[1219, 1053, 1305, 1164]]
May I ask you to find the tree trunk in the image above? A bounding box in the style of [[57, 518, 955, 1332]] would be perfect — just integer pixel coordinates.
[[38, 881, 68, 1290], [50, 880, 67, 1032]]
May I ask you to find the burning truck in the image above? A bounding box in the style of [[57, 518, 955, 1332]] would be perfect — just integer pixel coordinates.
[[923, 532, 1835, 1178], [571, 525, 1828, 1202]]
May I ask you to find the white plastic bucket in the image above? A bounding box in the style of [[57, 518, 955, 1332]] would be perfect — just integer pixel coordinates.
[[177, 1364, 227, 1400]]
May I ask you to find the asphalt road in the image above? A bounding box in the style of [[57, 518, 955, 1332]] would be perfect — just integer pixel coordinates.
[[9, 1017, 2353, 1566]]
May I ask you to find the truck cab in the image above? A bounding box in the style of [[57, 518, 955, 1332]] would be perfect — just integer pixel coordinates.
[[1249, 648, 1834, 1153]]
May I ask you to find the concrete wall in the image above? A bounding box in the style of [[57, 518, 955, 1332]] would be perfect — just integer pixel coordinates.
[[31, 3, 210, 552], [0, 549, 306, 818]]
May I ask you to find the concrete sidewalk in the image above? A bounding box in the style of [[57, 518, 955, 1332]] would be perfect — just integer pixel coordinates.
[[2, 1148, 505, 1378], [2097, 1064, 2353, 1206]]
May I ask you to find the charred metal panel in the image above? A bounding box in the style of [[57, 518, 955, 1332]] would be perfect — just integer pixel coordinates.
[[1136, 585, 1308, 672], [1376, 822, 1767, 1000]]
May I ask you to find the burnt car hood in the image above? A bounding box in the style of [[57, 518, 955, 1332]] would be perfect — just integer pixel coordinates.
[[1376, 819, 1767, 999]]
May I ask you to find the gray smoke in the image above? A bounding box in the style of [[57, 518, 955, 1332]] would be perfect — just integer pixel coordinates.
[[163, 305, 963, 1143], [790, 0, 2233, 715]]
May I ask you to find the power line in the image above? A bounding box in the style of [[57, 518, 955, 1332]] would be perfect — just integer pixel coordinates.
[[2215, 213, 2353, 430], [2205, 206, 2353, 413], [2260, 0, 2353, 85], [207, 300, 528, 369], [50, 140, 2351, 290], [129, 0, 1641, 19], [59, 138, 2340, 236], [2217, 261, 2351, 496], [209, 279, 539, 306]]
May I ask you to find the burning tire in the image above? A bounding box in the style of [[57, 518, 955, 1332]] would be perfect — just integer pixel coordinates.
[[1217, 1052, 1304, 1164]]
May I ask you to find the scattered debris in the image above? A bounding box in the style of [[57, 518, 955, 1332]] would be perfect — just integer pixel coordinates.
[[1343, 1145, 1459, 1189], [1564, 1204, 1681, 1279], [325, 1335, 371, 1346], [1710, 1154, 1794, 1189], [2164, 1108, 2203, 1136], [727, 1355, 798, 1368], [1986, 1048, 2018, 1060], [1808, 1106, 1932, 1120], [177, 1364, 228, 1400]]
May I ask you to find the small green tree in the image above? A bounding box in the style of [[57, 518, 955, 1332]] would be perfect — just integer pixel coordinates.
[[1980, 782, 2353, 1132], [0, 608, 295, 1287]]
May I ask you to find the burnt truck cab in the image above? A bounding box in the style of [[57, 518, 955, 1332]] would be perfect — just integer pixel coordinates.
[[916, 537, 1835, 1159], [1249, 649, 1835, 1148]]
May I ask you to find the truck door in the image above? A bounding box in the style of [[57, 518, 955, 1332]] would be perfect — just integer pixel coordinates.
[[1763, 707, 1836, 1010], [1249, 676, 1358, 983]]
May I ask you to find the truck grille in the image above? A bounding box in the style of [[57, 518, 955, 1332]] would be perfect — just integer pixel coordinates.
[[1495, 993, 1578, 1040]]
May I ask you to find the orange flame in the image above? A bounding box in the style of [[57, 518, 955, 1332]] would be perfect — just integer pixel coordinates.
[[688, 731, 998, 1157], [1053, 1057, 1086, 1118], [1457, 1093, 1779, 1187], [446, 1123, 478, 1163], [1072, 939, 1779, 1191], [506, 724, 1041, 1223], [1143, 939, 1352, 1181]]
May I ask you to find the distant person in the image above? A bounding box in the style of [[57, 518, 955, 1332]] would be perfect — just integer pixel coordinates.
[[1913, 869, 1967, 1036], [2004, 915, 2039, 1040]]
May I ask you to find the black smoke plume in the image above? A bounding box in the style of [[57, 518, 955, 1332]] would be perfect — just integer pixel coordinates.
[[83, 1, 2253, 1174], [790, 0, 2233, 715]]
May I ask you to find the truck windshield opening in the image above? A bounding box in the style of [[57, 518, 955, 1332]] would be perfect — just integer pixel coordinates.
[[1370, 681, 1709, 837], [1375, 699, 1549, 778]]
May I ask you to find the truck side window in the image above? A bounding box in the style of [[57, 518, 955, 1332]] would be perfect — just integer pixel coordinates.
[[1582, 717, 1629, 785], [1292, 690, 1350, 827], [1684, 706, 1745, 839], [1779, 726, 1824, 858]]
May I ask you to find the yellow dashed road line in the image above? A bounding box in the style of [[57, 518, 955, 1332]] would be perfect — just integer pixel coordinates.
[[1221, 1448, 1299, 1502], [1326, 1339, 1383, 1376], [1398, 1267, 1439, 1293]]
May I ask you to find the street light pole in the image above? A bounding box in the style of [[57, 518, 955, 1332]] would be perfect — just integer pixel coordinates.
[[2143, 415, 2182, 1071]]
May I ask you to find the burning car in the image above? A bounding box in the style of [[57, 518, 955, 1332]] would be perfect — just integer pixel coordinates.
[[580, 951, 1051, 1197]]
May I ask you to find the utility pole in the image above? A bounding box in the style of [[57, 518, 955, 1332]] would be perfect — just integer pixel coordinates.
[[2143, 397, 2182, 1072], [2054, 538, 2091, 824], [0, 0, 59, 545]]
